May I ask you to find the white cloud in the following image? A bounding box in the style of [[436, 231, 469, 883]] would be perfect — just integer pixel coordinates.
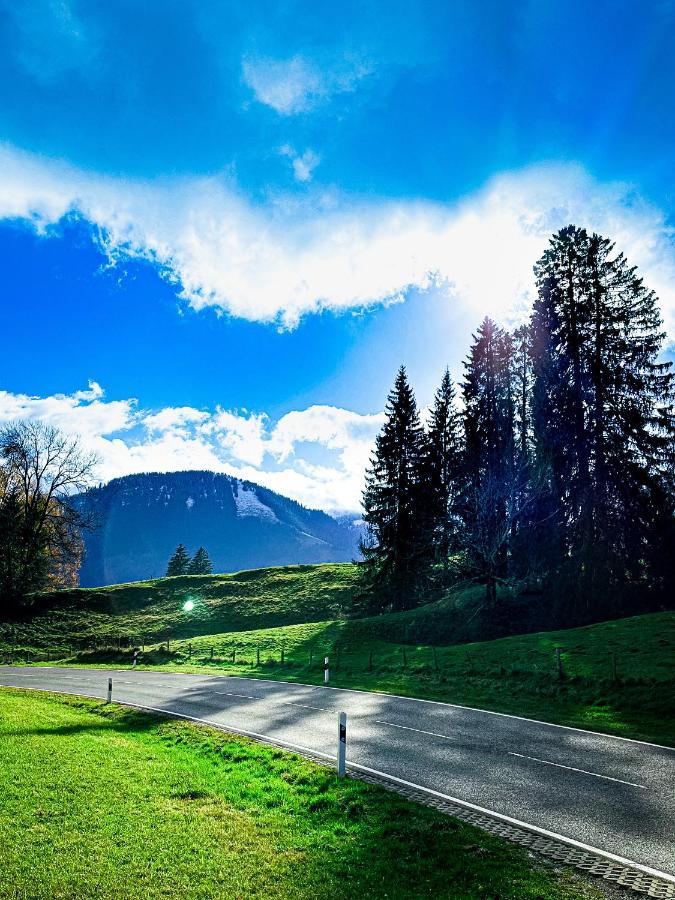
[[205, 409, 268, 466], [279, 144, 321, 183], [242, 54, 372, 114], [2, 144, 675, 335], [143, 406, 209, 433], [0, 381, 135, 437], [0, 384, 381, 513]]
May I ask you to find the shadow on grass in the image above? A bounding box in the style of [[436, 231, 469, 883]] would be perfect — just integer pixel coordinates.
[[3, 701, 161, 740]]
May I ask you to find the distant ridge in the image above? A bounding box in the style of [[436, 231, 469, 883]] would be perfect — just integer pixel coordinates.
[[75, 470, 363, 587]]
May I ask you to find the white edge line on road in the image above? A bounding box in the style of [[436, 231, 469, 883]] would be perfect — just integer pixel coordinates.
[[2, 682, 674, 887], [507, 751, 647, 789], [4, 665, 675, 753]]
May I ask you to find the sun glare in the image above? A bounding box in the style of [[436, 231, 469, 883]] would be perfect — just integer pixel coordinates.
[[183, 599, 195, 612]]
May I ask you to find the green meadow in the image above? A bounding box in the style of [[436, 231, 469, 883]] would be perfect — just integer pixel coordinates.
[[0, 688, 605, 900]]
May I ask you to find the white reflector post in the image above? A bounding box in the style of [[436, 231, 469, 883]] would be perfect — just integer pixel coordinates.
[[337, 711, 347, 777], [324, 656, 329, 684], [107, 677, 113, 703]]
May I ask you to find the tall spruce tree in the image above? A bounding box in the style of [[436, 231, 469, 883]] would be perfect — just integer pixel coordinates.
[[508, 323, 548, 584], [461, 318, 516, 606], [532, 225, 675, 619], [362, 366, 426, 610], [424, 369, 463, 574], [189, 546, 213, 575], [512, 325, 533, 467], [166, 543, 190, 577]]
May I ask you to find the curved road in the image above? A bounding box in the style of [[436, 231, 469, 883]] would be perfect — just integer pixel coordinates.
[[1, 665, 673, 878]]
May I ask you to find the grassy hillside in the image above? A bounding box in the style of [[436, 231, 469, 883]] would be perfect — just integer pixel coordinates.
[[0, 564, 497, 660], [0, 564, 361, 654], [0, 689, 603, 899]]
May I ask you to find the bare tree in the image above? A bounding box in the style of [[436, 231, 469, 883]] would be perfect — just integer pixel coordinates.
[[0, 421, 98, 606]]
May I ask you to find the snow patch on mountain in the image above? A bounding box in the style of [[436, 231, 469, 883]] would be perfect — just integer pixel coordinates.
[[298, 530, 330, 545], [233, 482, 278, 522]]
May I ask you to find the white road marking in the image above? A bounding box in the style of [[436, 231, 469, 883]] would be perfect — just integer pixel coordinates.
[[507, 751, 647, 788], [375, 719, 456, 742], [210, 689, 258, 700], [213, 689, 327, 712]]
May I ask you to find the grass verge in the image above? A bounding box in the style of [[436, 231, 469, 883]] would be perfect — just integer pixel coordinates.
[[0, 687, 606, 899]]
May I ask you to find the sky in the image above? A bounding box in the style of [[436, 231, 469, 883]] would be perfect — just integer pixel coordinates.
[[1, 0, 675, 513]]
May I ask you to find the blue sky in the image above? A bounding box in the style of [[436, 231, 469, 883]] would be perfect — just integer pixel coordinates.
[[1, 0, 675, 512]]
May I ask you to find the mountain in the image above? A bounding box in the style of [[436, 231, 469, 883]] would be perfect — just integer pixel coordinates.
[[75, 471, 363, 587]]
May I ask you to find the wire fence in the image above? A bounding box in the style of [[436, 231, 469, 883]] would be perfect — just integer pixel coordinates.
[[1, 638, 664, 687]]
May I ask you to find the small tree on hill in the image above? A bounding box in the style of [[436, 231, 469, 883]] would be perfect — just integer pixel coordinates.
[[166, 543, 190, 576], [189, 546, 212, 575]]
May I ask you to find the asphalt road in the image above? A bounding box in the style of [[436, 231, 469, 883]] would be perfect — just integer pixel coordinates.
[[2, 665, 673, 878]]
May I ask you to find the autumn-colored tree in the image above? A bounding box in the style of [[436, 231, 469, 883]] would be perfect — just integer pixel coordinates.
[[0, 421, 97, 610]]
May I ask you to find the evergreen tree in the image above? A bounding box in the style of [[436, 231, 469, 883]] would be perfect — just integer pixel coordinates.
[[508, 323, 547, 585], [512, 325, 533, 468], [423, 369, 463, 574], [166, 543, 190, 577], [189, 546, 213, 575], [461, 318, 517, 606], [532, 225, 675, 619], [361, 366, 426, 610]]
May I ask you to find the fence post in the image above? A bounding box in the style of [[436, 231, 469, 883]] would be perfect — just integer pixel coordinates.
[[132, 650, 138, 669], [232, 648, 236, 664], [555, 647, 564, 681], [324, 656, 329, 684], [107, 677, 113, 703], [188, 643, 192, 659], [337, 711, 347, 777]]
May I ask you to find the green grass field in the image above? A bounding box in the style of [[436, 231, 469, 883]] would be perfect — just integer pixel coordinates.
[[0, 564, 362, 653], [0, 687, 605, 899], [2, 563, 673, 745]]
